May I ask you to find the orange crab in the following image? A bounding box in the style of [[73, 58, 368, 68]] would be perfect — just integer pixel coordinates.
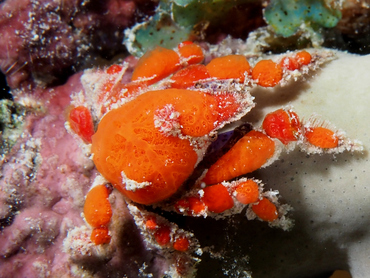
[[66, 41, 362, 276]]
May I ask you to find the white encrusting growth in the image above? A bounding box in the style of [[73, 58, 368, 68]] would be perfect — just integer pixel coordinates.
[[121, 171, 152, 192], [153, 104, 181, 136]]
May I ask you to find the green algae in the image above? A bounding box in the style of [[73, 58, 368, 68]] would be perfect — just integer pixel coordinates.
[[124, 0, 254, 56], [264, 0, 341, 38]]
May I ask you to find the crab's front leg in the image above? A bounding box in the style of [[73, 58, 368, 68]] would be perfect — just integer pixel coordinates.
[[262, 108, 363, 153], [201, 107, 362, 187], [169, 107, 362, 226]]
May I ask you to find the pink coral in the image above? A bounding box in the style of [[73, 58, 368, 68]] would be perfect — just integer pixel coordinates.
[[0, 73, 176, 277]]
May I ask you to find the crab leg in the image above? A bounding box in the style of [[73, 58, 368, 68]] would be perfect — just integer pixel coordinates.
[[168, 178, 287, 227], [262, 108, 363, 154], [83, 184, 113, 244], [201, 130, 276, 185]]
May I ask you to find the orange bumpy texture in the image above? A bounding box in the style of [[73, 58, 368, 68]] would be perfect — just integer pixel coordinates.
[[296, 50, 312, 66], [305, 127, 339, 148], [131, 46, 181, 85], [206, 55, 251, 83], [262, 109, 300, 145], [170, 64, 210, 89], [178, 42, 204, 65], [92, 89, 226, 204], [202, 183, 234, 213], [91, 226, 111, 245], [252, 60, 283, 87], [235, 180, 260, 205], [173, 236, 190, 252], [202, 130, 275, 185], [68, 106, 95, 143], [83, 185, 112, 228], [252, 197, 278, 222]]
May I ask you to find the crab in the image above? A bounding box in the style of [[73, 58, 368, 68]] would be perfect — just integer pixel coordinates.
[[65, 41, 363, 277]]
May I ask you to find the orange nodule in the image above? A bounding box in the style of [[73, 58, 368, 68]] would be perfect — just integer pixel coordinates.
[[170, 64, 210, 89], [91, 226, 111, 245], [305, 127, 339, 148], [252, 197, 278, 222], [174, 198, 190, 213], [252, 59, 283, 87], [68, 106, 95, 143], [154, 226, 171, 246], [188, 197, 206, 216], [92, 89, 219, 204], [145, 217, 158, 230], [206, 55, 251, 83], [296, 50, 312, 66], [178, 42, 204, 65], [279, 56, 299, 71], [173, 236, 190, 252], [262, 108, 300, 145], [202, 183, 234, 213], [202, 130, 275, 185], [84, 185, 112, 228], [106, 64, 123, 74], [214, 93, 240, 123], [131, 46, 181, 85], [234, 180, 260, 205], [170, 90, 219, 137]]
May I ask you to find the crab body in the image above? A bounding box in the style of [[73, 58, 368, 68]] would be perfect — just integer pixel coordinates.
[[66, 41, 362, 277]]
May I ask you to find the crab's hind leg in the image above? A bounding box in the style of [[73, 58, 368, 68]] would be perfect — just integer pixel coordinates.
[[262, 108, 363, 154], [127, 203, 201, 277], [83, 184, 113, 245], [165, 177, 292, 229]]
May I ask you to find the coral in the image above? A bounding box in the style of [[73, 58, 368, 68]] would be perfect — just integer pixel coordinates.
[[0, 0, 155, 88], [0, 99, 28, 155], [0, 74, 93, 277], [327, 0, 370, 54]]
